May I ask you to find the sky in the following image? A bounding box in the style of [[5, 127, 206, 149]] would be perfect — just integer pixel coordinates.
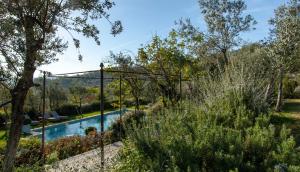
[[36, 0, 287, 77]]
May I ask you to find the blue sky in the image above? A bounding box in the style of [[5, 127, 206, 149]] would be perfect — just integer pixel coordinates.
[[36, 0, 286, 76]]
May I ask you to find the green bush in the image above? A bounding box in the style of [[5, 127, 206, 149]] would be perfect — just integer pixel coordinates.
[[16, 138, 42, 165], [45, 132, 114, 160], [15, 163, 43, 172], [85, 126, 97, 135], [46, 151, 59, 164], [114, 60, 300, 171], [0, 113, 7, 129], [283, 78, 298, 98], [55, 104, 78, 116], [0, 131, 116, 169], [55, 101, 113, 116], [114, 106, 300, 171], [26, 109, 40, 121], [45, 135, 95, 159], [147, 101, 164, 115], [23, 118, 31, 125], [110, 110, 146, 141]]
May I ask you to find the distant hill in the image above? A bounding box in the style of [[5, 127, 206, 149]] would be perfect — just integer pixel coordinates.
[[34, 71, 114, 88]]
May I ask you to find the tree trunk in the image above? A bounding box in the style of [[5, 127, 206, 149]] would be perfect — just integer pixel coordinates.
[[3, 89, 27, 172], [275, 68, 284, 112], [264, 73, 275, 104], [3, 72, 36, 172], [3, 16, 38, 172], [135, 96, 140, 111], [222, 49, 229, 66]]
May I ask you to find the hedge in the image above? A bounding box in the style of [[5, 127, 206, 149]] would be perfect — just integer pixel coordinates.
[[55, 101, 113, 116]]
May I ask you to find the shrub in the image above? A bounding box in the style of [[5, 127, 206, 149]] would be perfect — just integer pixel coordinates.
[[0, 132, 115, 169], [15, 163, 43, 172], [147, 101, 164, 115], [110, 110, 146, 141], [45, 135, 92, 159], [55, 101, 113, 116], [81, 101, 113, 114], [45, 132, 114, 160], [46, 151, 59, 164], [15, 137, 42, 167], [293, 86, 300, 98], [85, 126, 97, 136], [55, 104, 78, 116], [26, 109, 40, 121], [283, 78, 298, 98], [23, 118, 31, 125], [114, 61, 300, 171], [114, 107, 300, 171], [0, 113, 7, 129]]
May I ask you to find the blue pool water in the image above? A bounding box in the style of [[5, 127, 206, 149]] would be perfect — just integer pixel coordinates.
[[32, 111, 123, 142]]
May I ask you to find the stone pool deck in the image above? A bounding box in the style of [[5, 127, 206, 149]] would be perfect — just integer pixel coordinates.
[[46, 142, 123, 172]]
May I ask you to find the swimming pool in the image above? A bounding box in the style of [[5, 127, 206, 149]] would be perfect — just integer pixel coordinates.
[[32, 111, 123, 142]]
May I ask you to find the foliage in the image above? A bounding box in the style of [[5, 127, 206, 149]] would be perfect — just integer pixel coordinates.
[[110, 110, 146, 140], [47, 82, 68, 110], [45, 131, 114, 160], [15, 138, 42, 167], [268, 0, 300, 69], [22, 118, 31, 125], [115, 105, 300, 171], [85, 127, 97, 136], [15, 164, 43, 172], [110, 52, 146, 110], [46, 151, 59, 165], [0, 0, 122, 170], [0, 131, 113, 169], [25, 109, 40, 121], [24, 88, 42, 114], [198, 0, 256, 65], [283, 77, 298, 98], [114, 58, 300, 171], [0, 113, 7, 129], [147, 100, 165, 115], [265, 0, 300, 111], [69, 86, 89, 107], [55, 101, 113, 116], [137, 31, 192, 105]]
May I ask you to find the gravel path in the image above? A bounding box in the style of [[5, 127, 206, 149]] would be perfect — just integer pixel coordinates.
[[46, 142, 123, 172]]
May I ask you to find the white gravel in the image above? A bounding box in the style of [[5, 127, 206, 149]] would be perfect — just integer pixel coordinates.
[[46, 142, 123, 172]]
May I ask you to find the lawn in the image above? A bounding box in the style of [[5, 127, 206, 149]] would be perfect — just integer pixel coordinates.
[[271, 99, 300, 146]]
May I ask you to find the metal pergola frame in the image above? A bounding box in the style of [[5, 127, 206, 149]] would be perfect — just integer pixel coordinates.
[[38, 62, 185, 169]]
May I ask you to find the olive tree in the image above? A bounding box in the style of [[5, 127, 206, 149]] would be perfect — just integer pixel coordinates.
[[198, 0, 256, 66], [0, 0, 122, 171], [266, 0, 300, 111], [110, 52, 145, 110], [47, 82, 68, 110], [69, 85, 89, 113], [137, 33, 187, 106]]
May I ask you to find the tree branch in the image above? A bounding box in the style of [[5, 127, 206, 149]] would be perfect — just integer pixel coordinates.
[[0, 81, 10, 90], [0, 50, 21, 76]]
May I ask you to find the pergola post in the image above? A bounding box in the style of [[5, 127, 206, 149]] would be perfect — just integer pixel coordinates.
[[41, 71, 46, 165], [100, 63, 105, 169], [119, 74, 122, 139]]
